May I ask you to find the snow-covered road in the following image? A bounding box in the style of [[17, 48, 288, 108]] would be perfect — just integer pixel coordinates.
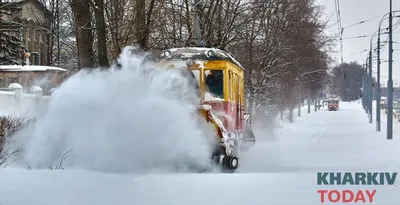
[[2, 101, 400, 205], [240, 101, 400, 173]]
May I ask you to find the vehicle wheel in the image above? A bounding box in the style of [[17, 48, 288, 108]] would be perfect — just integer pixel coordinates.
[[222, 156, 239, 170]]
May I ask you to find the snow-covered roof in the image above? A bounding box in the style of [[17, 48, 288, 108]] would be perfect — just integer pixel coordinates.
[[159, 47, 245, 70], [0, 65, 66, 72]]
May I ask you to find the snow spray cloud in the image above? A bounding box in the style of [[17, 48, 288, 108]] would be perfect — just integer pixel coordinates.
[[8, 46, 216, 173]]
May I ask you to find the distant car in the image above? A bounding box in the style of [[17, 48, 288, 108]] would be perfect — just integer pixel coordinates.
[[381, 99, 387, 109], [327, 99, 339, 111], [394, 104, 400, 118], [386, 101, 398, 114]]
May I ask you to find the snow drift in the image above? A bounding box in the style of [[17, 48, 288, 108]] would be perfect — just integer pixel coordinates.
[[4, 46, 216, 173]]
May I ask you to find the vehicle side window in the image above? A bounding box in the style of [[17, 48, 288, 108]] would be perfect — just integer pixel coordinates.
[[205, 70, 224, 98]]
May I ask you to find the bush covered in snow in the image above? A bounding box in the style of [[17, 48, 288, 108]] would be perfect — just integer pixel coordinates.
[[0, 115, 30, 166]]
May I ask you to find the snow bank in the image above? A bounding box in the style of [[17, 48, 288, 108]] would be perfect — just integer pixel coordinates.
[[3, 46, 216, 173]]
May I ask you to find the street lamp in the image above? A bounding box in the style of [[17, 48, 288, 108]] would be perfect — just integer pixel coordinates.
[[362, 62, 367, 111], [387, 0, 394, 139], [368, 30, 386, 124], [376, 9, 400, 132], [373, 3, 396, 138]]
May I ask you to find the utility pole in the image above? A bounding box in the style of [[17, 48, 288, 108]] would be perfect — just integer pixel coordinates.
[[365, 60, 370, 116], [368, 50, 373, 123], [376, 30, 381, 131], [387, 0, 393, 139], [364, 61, 368, 113], [362, 65, 366, 111]]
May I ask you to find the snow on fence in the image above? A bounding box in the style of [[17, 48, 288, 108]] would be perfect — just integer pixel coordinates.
[[0, 83, 52, 118]]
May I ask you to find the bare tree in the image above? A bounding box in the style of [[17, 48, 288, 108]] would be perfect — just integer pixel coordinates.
[[70, 0, 94, 68], [91, 0, 109, 67]]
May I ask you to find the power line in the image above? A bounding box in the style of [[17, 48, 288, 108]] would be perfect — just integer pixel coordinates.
[[342, 20, 400, 41], [334, 0, 343, 63], [342, 35, 369, 40], [343, 14, 389, 29], [343, 49, 368, 58], [342, 8, 400, 29]]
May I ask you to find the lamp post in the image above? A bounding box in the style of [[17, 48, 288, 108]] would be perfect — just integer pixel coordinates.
[[365, 58, 370, 119], [362, 64, 366, 111], [367, 31, 382, 124], [377, 28, 382, 131], [368, 49, 373, 123], [387, 0, 393, 139], [376, 10, 400, 132], [364, 59, 369, 114]]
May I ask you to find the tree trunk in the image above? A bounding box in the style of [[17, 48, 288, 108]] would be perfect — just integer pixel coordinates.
[[288, 108, 294, 123], [70, 0, 94, 69], [135, 0, 146, 49], [93, 0, 109, 67], [135, 0, 156, 49]]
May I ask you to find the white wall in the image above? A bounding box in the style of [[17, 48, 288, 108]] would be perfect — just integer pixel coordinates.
[[0, 85, 51, 118]]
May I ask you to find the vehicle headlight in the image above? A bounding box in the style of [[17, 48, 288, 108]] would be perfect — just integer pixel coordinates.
[[163, 50, 171, 58], [206, 49, 216, 57]]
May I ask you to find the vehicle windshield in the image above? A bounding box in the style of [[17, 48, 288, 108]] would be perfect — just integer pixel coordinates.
[[328, 100, 339, 104], [205, 70, 223, 99], [189, 68, 224, 100]]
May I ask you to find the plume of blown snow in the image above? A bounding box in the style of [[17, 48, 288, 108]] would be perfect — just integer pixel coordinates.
[[6, 46, 216, 173]]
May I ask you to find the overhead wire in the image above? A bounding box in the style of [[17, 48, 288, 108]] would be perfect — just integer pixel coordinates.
[[343, 13, 392, 29], [340, 8, 400, 64], [333, 0, 343, 63], [343, 49, 368, 59], [341, 17, 400, 63]]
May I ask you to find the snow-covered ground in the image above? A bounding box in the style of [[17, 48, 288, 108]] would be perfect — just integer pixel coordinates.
[[2, 101, 400, 205]]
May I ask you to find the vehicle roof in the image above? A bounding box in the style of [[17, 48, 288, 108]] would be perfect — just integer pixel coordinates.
[[158, 47, 245, 70], [0, 65, 66, 72]]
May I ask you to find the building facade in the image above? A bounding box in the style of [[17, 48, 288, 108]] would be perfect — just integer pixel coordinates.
[[2, 0, 52, 65]]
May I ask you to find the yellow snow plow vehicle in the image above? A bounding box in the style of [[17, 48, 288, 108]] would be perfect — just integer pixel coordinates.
[[156, 47, 255, 171]]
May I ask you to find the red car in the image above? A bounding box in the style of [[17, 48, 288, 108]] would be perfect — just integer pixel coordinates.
[[328, 100, 339, 111]]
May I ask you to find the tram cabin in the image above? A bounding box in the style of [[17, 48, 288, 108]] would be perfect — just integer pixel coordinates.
[[157, 47, 246, 133]]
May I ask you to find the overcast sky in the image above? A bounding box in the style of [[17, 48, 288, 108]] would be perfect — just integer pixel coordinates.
[[319, 0, 400, 86]]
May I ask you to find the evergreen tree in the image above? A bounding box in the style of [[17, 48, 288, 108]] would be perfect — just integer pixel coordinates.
[[0, 1, 27, 65]]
